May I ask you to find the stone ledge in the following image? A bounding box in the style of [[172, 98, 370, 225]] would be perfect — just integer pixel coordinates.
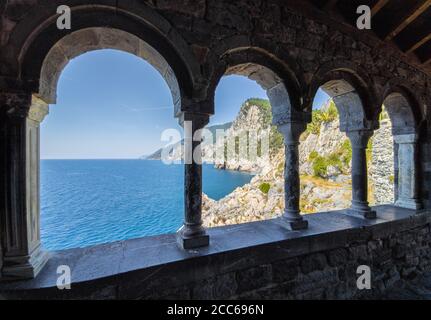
[[0, 205, 428, 299]]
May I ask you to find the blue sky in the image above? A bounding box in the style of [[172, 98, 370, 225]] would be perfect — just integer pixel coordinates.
[[41, 49, 329, 159]]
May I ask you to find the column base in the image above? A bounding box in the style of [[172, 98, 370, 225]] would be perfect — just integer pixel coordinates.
[[395, 199, 423, 210], [347, 201, 376, 219], [176, 226, 209, 250], [281, 215, 308, 231], [2, 246, 49, 280]]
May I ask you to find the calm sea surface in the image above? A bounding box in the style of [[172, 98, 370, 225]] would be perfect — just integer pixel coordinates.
[[41, 160, 253, 250]]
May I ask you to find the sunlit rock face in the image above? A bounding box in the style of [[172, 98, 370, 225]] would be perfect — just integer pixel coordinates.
[[370, 118, 395, 205], [203, 101, 395, 227]]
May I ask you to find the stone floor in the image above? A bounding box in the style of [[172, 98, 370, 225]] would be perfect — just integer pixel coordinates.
[[382, 274, 431, 300]]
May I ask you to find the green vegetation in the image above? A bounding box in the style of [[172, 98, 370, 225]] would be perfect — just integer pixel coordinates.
[[366, 137, 373, 165], [339, 139, 352, 166], [259, 183, 271, 194], [242, 98, 272, 127], [270, 127, 284, 154], [312, 156, 329, 178], [311, 138, 352, 178], [306, 100, 338, 135], [308, 151, 319, 162]]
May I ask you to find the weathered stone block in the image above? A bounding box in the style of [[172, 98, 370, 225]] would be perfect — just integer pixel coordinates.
[[327, 248, 348, 267], [300, 253, 327, 274], [272, 258, 300, 283], [349, 244, 368, 262], [236, 265, 272, 294]]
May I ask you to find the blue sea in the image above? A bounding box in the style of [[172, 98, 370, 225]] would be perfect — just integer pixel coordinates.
[[40, 160, 253, 251]]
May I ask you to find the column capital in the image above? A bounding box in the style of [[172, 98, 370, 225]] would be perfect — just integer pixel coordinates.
[[277, 121, 307, 145], [0, 93, 49, 123], [0, 91, 32, 119], [346, 129, 373, 149], [28, 96, 49, 123], [393, 133, 418, 144]]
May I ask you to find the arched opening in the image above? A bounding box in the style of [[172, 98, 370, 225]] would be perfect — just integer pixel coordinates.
[[300, 88, 352, 213], [40, 49, 185, 250], [38, 28, 181, 108], [203, 60, 306, 229], [305, 74, 374, 217], [0, 25, 191, 279], [35, 29, 185, 251], [370, 91, 422, 209]]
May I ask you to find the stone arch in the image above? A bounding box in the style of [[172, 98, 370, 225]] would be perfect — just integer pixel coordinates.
[[381, 81, 422, 135], [38, 28, 181, 110], [207, 47, 307, 124], [8, 3, 202, 113], [376, 81, 423, 210], [206, 46, 310, 231], [308, 61, 376, 132]]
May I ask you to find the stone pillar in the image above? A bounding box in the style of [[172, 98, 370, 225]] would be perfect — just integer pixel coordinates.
[[278, 122, 308, 230], [346, 130, 376, 219], [394, 134, 422, 210], [0, 93, 50, 279], [177, 112, 210, 249]]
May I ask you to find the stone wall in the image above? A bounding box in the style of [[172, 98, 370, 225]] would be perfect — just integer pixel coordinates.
[[216, 227, 431, 300], [165, 220, 431, 300], [0, 0, 431, 287], [1, 208, 430, 300]]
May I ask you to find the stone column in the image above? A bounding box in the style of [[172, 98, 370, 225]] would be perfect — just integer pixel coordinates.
[[394, 134, 422, 210], [346, 130, 376, 219], [0, 93, 49, 279], [177, 111, 210, 249], [278, 122, 308, 230]]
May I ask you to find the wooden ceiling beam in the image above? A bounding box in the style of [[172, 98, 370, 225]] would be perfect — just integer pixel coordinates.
[[371, 0, 390, 17], [385, 0, 431, 41], [406, 33, 431, 54]]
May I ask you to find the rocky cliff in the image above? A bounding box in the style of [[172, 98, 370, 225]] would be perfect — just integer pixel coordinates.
[[144, 122, 232, 162], [207, 99, 278, 173], [202, 100, 394, 228]]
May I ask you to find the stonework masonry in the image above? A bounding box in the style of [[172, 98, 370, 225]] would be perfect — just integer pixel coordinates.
[[0, 207, 430, 300], [0, 0, 431, 298]]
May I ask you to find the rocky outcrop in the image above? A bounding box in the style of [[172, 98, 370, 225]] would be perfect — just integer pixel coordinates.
[[209, 100, 273, 173], [369, 118, 395, 205], [143, 122, 232, 162], [202, 148, 353, 228], [202, 100, 395, 228]]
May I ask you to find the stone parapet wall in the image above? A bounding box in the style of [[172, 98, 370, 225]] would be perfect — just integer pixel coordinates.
[[1, 207, 430, 300], [0, 0, 431, 286], [143, 220, 431, 300]]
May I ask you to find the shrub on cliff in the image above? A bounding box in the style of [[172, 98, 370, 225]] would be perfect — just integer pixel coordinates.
[[259, 183, 271, 194], [312, 156, 329, 178]]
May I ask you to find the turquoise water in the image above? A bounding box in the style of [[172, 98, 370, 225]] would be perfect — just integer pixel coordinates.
[[40, 160, 253, 250]]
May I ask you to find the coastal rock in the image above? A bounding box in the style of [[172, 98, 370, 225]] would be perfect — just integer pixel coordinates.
[[202, 101, 394, 227]]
